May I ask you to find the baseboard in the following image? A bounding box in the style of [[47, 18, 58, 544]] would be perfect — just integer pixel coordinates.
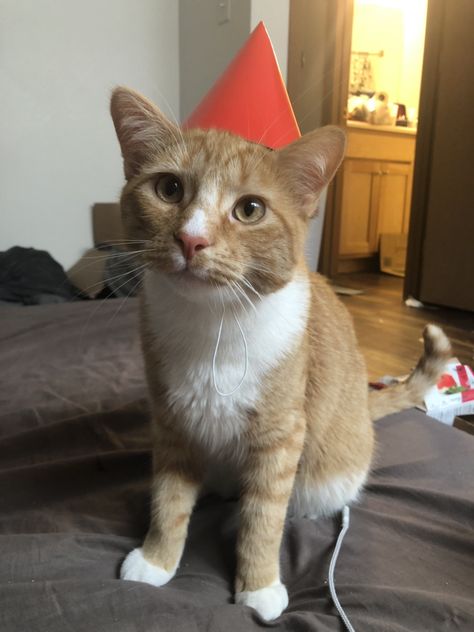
[[337, 255, 379, 274]]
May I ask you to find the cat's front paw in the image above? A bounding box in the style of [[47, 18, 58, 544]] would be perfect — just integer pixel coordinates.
[[235, 581, 289, 621], [120, 547, 175, 587]]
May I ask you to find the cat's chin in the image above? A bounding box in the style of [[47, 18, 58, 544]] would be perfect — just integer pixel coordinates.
[[156, 268, 222, 303], [174, 269, 211, 285], [145, 268, 241, 306]]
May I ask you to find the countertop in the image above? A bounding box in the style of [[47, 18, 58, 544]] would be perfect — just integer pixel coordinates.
[[347, 120, 417, 136]]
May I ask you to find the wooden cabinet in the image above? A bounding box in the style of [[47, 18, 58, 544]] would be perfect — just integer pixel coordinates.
[[338, 124, 415, 261], [339, 159, 379, 256], [377, 162, 412, 235], [339, 158, 412, 256]]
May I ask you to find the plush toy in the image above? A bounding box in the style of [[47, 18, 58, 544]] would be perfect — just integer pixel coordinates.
[[369, 91, 395, 126]]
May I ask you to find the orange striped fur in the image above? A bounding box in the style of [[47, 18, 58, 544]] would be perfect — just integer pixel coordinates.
[[111, 87, 450, 621]]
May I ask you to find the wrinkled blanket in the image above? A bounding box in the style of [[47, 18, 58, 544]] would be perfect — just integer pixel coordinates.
[[1, 299, 473, 631]]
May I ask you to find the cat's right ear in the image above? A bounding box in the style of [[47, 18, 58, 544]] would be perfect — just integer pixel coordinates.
[[110, 86, 178, 180], [276, 126, 346, 218]]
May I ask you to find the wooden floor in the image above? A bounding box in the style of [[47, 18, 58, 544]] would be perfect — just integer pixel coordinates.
[[333, 272, 474, 381]]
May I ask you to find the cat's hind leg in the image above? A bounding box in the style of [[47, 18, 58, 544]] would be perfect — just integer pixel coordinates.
[[290, 469, 369, 520]]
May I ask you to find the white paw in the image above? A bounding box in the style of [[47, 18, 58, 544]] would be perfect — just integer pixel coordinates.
[[235, 581, 289, 621], [120, 547, 175, 587]]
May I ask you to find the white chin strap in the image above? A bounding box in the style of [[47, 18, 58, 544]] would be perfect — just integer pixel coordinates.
[[212, 303, 249, 397]]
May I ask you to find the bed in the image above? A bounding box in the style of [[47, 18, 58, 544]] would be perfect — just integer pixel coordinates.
[[1, 298, 473, 631]]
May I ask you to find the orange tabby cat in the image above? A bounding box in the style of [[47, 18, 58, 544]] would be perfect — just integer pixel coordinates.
[[110, 87, 451, 621]]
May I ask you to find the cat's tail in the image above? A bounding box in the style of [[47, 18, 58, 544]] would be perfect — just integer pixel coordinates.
[[369, 324, 452, 421]]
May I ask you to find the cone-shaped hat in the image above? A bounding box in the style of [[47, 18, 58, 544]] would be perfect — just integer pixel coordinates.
[[184, 22, 300, 148]]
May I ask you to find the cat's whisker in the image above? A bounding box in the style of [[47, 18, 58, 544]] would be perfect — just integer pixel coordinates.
[[227, 282, 245, 309], [207, 280, 221, 315], [101, 248, 150, 256], [164, 115, 190, 166], [228, 280, 251, 317], [216, 284, 226, 314], [218, 282, 232, 307], [224, 256, 278, 277], [106, 269, 144, 328], [230, 270, 296, 330], [242, 145, 272, 178], [248, 264, 281, 279], [79, 261, 148, 341], [232, 280, 258, 315], [238, 279, 259, 308], [77, 261, 148, 296], [77, 249, 154, 264], [226, 268, 300, 333], [171, 133, 190, 166], [149, 87, 190, 164], [240, 276, 263, 301], [52, 250, 148, 297], [98, 239, 150, 245], [212, 254, 269, 276], [73, 247, 153, 269]]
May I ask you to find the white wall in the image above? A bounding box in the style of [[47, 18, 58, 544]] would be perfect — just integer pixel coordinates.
[[0, 0, 180, 270], [401, 0, 427, 119], [179, 0, 251, 121]]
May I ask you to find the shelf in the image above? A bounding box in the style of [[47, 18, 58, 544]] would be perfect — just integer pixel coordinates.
[[346, 120, 417, 136]]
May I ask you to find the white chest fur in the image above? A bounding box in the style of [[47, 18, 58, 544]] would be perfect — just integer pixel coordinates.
[[143, 271, 310, 453]]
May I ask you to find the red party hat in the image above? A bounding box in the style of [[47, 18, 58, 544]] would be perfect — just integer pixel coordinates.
[[183, 22, 300, 149]]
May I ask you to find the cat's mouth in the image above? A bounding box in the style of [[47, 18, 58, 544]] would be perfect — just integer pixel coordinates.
[[168, 253, 231, 287], [146, 248, 233, 292], [168, 266, 237, 296], [173, 268, 211, 286]]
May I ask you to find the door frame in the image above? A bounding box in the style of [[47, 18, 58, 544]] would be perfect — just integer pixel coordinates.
[[315, 0, 354, 277], [291, 0, 434, 285], [403, 0, 444, 300]]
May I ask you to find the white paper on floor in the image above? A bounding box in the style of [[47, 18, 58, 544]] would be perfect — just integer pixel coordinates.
[[422, 361, 474, 425]]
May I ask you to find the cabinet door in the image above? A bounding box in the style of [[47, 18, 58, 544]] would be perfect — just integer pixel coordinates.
[[339, 159, 380, 256], [377, 162, 412, 235]]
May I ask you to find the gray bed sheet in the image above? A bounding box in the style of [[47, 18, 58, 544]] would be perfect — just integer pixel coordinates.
[[0, 299, 473, 631]]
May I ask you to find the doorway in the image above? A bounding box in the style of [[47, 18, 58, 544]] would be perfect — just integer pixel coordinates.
[[288, 0, 428, 294]]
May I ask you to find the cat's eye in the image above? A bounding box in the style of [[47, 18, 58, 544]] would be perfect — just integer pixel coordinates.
[[233, 197, 266, 224], [155, 174, 184, 203]]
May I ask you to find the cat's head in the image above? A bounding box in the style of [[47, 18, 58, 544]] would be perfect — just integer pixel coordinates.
[[110, 87, 345, 303]]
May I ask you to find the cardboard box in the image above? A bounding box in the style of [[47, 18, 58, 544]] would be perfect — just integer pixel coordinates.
[[379, 233, 407, 277]]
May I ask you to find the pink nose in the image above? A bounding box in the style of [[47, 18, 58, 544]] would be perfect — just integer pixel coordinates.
[[175, 232, 210, 261]]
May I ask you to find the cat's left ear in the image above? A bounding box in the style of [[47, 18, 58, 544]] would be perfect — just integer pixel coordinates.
[[110, 86, 179, 180], [277, 126, 346, 217]]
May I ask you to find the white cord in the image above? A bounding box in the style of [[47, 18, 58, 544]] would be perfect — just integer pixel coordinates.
[[328, 506, 356, 632], [212, 304, 249, 397]]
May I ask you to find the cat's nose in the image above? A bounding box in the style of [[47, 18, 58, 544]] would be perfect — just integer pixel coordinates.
[[175, 232, 210, 261]]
